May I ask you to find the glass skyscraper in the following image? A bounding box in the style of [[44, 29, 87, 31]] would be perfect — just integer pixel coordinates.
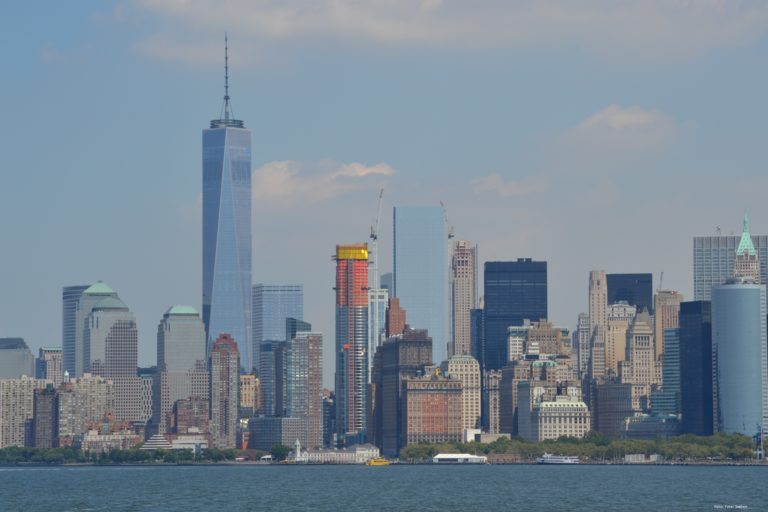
[[606, 273, 653, 314], [482, 259, 547, 371], [679, 300, 713, 435], [694, 235, 768, 301], [62, 284, 88, 376], [252, 284, 304, 371], [393, 205, 446, 363], [202, 45, 252, 367]]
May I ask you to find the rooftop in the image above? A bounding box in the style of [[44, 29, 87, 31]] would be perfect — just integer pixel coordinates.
[[83, 281, 116, 296], [736, 212, 757, 257], [165, 305, 199, 316], [0, 338, 29, 350], [92, 297, 128, 311]]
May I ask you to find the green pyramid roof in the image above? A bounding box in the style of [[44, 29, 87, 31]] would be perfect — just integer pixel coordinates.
[[165, 305, 199, 316], [92, 297, 128, 311], [736, 213, 757, 257], [83, 281, 115, 296]]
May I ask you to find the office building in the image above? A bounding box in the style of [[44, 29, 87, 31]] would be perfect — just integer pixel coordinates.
[[483, 369, 501, 434], [259, 341, 276, 416], [239, 373, 260, 417], [385, 297, 406, 338], [36, 347, 63, 387], [74, 282, 119, 378], [451, 240, 477, 357], [574, 313, 590, 378], [62, 284, 89, 376], [607, 273, 653, 314], [650, 328, 681, 416], [202, 42, 252, 366], [334, 244, 369, 445], [210, 334, 240, 448], [518, 385, 590, 442], [403, 372, 462, 447], [654, 291, 683, 359], [483, 259, 547, 371], [32, 385, 58, 448], [252, 284, 303, 371], [372, 328, 432, 456], [693, 217, 768, 301], [0, 338, 35, 379], [588, 270, 608, 381], [248, 416, 306, 451], [619, 311, 662, 413], [734, 213, 762, 283], [393, 205, 447, 363], [605, 302, 636, 377], [368, 288, 388, 381], [0, 377, 48, 448], [153, 306, 209, 435], [470, 308, 484, 366], [712, 278, 768, 436], [442, 355, 481, 432], [679, 301, 713, 435], [593, 382, 633, 438]]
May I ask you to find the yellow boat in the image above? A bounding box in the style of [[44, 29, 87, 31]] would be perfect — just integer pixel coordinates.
[[366, 457, 391, 466]]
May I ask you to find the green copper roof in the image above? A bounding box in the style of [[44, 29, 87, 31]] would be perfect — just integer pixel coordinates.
[[165, 305, 199, 316], [83, 281, 115, 295], [92, 297, 128, 311], [736, 213, 757, 257]]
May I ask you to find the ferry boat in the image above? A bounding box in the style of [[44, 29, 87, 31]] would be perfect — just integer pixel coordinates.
[[366, 457, 391, 466], [536, 453, 580, 464]]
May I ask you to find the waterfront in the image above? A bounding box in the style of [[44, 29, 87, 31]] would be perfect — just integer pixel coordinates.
[[1, 464, 764, 511]]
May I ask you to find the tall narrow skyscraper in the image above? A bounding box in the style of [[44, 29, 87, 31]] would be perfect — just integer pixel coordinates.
[[210, 334, 240, 448], [606, 273, 653, 314], [451, 240, 477, 357], [62, 285, 88, 377], [393, 206, 447, 363], [202, 38, 252, 367], [334, 244, 369, 445]]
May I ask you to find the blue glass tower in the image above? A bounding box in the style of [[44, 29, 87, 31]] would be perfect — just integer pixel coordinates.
[[202, 38, 252, 367], [252, 284, 304, 371], [393, 206, 446, 364]]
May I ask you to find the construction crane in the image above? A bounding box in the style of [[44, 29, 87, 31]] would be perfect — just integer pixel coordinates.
[[368, 188, 385, 377], [440, 201, 455, 239]]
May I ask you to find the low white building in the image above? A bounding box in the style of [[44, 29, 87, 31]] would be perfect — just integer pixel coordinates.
[[305, 444, 380, 464]]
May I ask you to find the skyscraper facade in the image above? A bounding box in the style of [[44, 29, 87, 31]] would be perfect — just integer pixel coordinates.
[[62, 284, 88, 377], [393, 206, 447, 363], [252, 284, 304, 371], [334, 244, 369, 445], [153, 306, 209, 435], [588, 270, 608, 380], [210, 334, 240, 448], [679, 300, 713, 435], [0, 338, 35, 379], [368, 288, 389, 382], [73, 282, 119, 378], [712, 279, 768, 436], [606, 273, 653, 314], [36, 347, 63, 387], [651, 328, 681, 416], [451, 240, 477, 357], [202, 44, 252, 366], [278, 331, 323, 449], [482, 259, 547, 371], [654, 290, 683, 359]]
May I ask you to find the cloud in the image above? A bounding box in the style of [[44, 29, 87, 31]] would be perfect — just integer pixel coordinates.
[[562, 104, 680, 155], [129, 0, 768, 63], [472, 174, 548, 197], [253, 160, 394, 204]]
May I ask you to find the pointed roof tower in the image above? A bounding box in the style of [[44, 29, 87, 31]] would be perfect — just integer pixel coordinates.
[[736, 212, 757, 257], [211, 34, 244, 129]]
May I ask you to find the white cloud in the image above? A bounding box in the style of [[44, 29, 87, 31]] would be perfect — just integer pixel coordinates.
[[472, 174, 548, 197], [130, 0, 768, 63], [253, 160, 394, 203], [563, 104, 680, 154]]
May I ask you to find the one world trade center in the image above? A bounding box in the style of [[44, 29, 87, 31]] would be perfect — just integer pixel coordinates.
[[202, 37, 252, 368]]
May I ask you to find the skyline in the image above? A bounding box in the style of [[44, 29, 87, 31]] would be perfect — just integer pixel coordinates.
[[4, 2, 768, 387]]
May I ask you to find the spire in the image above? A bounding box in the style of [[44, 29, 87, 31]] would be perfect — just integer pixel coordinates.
[[737, 211, 757, 257], [224, 33, 231, 121]]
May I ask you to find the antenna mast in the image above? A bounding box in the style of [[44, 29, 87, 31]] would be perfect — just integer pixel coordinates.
[[224, 33, 231, 121]]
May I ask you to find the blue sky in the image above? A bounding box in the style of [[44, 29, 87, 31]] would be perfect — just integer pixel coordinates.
[[3, 1, 768, 386]]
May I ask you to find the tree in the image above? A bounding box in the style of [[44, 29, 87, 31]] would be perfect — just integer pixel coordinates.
[[271, 444, 291, 461]]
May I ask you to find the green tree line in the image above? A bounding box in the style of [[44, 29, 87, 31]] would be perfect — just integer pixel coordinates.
[[400, 432, 757, 462], [0, 446, 238, 465]]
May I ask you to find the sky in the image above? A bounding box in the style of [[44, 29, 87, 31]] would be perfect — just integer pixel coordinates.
[[3, 1, 768, 387]]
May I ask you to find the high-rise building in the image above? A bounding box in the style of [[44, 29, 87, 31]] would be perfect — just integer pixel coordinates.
[[202, 41, 252, 366], [482, 259, 548, 371], [372, 328, 432, 456], [252, 284, 303, 371], [393, 206, 447, 363], [62, 285, 88, 376], [712, 278, 768, 436], [694, 229, 768, 302], [385, 297, 406, 338], [593, 382, 633, 438], [32, 385, 59, 448], [605, 302, 636, 377], [403, 372, 462, 447], [619, 311, 662, 413], [334, 244, 369, 445], [451, 240, 478, 357], [84, 297, 143, 423], [574, 313, 590, 378], [679, 301, 713, 436], [606, 273, 653, 314], [74, 282, 119, 378], [517, 385, 590, 442], [367, 288, 388, 382], [57, 374, 114, 445], [0, 377, 48, 448], [153, 306, 208, 435], [650, 328, 681, 416], [483, 369, 501, 434], [0, 338, 35, 379], [239, 373, 260, 417], [588, 270, 608, 381], [36, 347, 63, 387], [734, 213, 761, 283], [441, 355, 481, 432], [380, 272, 393, 292], [259, 341, 276, 416], [209, 334, 240, 448], [654, 291, 683, 359]]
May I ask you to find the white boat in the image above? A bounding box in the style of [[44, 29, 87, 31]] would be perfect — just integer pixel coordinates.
[[536, 453, 580, 464]]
